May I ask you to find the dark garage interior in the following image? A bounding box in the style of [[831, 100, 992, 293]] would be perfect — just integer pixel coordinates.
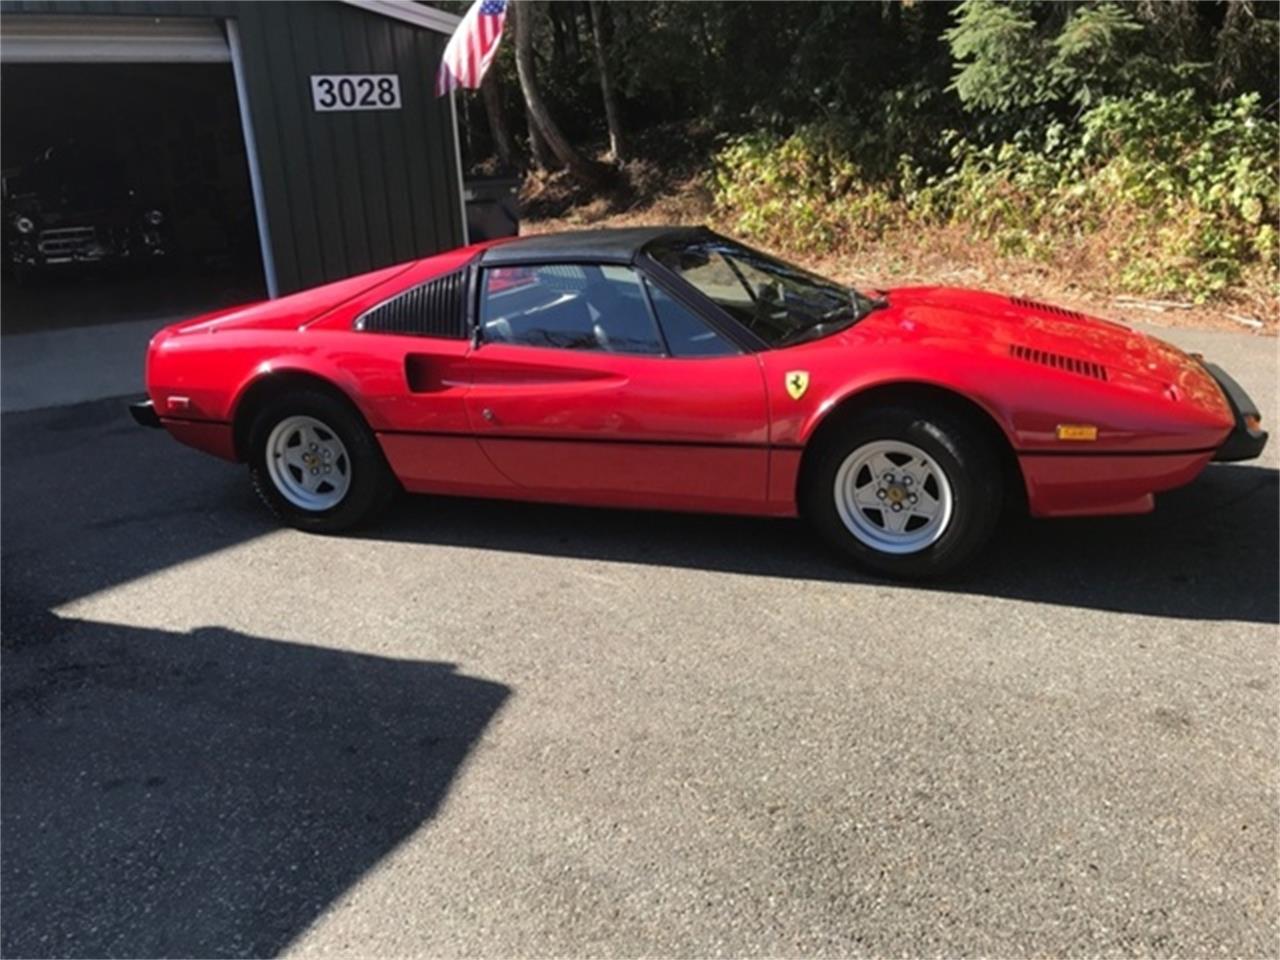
[[1, 61, 267, 332]]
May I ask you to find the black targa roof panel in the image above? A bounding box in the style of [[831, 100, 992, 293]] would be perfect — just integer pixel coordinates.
[[478, 226, 711, 266]]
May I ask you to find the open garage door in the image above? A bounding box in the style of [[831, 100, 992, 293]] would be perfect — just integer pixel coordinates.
[[1, 16, 267, 335], [0, 15, 230, 64]]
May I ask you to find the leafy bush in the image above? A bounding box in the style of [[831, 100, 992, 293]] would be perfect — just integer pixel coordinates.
[[710, 91, 1279, 302], [710, 125, 902, 255], [1078, 91, 1278, 296]]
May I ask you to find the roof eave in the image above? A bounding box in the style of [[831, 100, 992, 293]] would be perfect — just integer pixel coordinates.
[[340, 0, 460, 36]]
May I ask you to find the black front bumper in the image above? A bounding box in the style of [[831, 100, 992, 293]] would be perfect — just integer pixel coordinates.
[[129, 398, 162, 428], [1203, 362, 1268, 462]]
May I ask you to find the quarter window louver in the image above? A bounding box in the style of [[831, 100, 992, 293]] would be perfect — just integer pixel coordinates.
[[1009, 344, 1108, 381], [357, 270, 468, 338]]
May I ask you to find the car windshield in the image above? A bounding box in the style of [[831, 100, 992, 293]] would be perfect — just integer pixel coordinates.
[[648, 236, 883, 348]]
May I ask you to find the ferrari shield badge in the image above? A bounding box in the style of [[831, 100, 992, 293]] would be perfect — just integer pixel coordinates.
[[785, 370, 810, 400]]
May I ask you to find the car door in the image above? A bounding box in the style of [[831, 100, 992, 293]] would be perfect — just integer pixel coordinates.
[[316, 257, 515, 496], [464, 260, 771, 513]]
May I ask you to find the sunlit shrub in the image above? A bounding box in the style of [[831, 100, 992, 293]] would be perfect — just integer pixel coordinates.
[[710, 92, 1279, 302], [711, 124, 902, 255]]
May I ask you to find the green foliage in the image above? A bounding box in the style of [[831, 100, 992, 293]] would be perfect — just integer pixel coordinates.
[[1050, 3, 1146, 108], [945, 0, 1200, 116], [711, 125, 900, 255], [710, 92, 1279, 302], [1073, 91, 1279, 297], [945, 0, 1050, 113]]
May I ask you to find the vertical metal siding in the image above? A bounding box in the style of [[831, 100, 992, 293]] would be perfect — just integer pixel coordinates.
[[365, 16, 417, 263], [311, 1, 374, 275], [230, 2, 464, 292], [0, 0, 466, 294]]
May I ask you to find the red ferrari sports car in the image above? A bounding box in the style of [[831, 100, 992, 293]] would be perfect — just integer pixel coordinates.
[[131, 227, 1266, 578]]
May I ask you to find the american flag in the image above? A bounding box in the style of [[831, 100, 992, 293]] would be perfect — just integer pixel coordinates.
[[434, 0, 508, 97]]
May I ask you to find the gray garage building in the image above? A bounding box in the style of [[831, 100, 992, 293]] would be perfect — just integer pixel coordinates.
[[0, 0, 466, 300]]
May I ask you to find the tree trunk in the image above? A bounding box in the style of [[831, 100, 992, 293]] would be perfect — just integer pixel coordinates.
[[525, 107, 554, 171], [550, 1, 567, 70], [480, 72, 515, 171], [587, 0, 624, 163], [1214, 0, 1258, 95], [512, 0, 609, 186]]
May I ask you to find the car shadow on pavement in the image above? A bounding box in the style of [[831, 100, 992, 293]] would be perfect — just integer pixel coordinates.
[[3, 401, 512, 957], [1, 610, 510, 959], [368, 462, 1279, 625]]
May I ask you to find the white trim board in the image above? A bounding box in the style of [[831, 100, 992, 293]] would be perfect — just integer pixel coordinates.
[[0, 15, 230, 63], [225, 19, 279, 299], [340, 1, 461, 36]]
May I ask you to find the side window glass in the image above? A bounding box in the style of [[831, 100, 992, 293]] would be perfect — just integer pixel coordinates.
[[645, 280, 738, 358], [481, 263, 662, 355]]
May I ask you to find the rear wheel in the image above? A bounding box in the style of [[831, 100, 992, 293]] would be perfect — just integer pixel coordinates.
[[247, 389, 395, 532], [805, 405, 1003, 579]]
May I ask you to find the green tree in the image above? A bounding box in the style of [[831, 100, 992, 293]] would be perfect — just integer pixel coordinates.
[[945, 0, 1051, 113], [1050, 3, 1147, 109]]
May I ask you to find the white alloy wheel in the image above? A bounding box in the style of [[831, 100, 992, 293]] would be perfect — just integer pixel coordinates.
[[833, 439, 954, 555], [265, 414, 352, 511]]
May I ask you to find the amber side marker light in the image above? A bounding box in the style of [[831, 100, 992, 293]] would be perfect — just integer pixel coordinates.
[[1056, 424, 1099, 441], [1245, 414, 1263, 432]]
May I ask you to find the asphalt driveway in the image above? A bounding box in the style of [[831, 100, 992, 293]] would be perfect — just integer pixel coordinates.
[[2, 324, 1276, 958]]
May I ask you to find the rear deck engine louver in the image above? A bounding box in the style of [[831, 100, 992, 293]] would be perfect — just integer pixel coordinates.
[[1009, 296, 1087, 320], [357, 269, 467, 338], [1009, 344, 1108, 381]]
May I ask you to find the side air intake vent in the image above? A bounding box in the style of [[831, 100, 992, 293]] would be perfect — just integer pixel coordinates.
[[357, 269, 468, 338], [1009, 296, 1087, 320], [1009, 344, 1108, 381]]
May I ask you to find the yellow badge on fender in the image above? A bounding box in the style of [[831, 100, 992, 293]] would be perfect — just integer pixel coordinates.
[[1056, 424, 1098, 441], [785, 370, 810, 400]]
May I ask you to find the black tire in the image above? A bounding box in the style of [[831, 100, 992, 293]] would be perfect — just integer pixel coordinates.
[[804, 405, 1003, 580], [247, 388, 396, 533]]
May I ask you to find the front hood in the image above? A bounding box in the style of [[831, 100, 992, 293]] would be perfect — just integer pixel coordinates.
[[862, 286, 1225, 408]]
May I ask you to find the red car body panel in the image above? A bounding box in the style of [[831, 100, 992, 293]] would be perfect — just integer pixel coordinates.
[[142, 233, 1252, 522]]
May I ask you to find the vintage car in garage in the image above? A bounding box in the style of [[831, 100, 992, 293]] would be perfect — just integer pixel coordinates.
[[3, 142, 168, 283], [130, 227, 1267, 578]]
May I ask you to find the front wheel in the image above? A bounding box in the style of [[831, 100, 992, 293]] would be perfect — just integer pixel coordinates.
[[805, 406, 1003, 579], [248, 389, 395, 533]]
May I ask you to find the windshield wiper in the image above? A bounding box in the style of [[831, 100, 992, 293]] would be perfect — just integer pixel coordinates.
[[825, 289, 888, 324], [775, 313, 858, 346], [819, 303, 863, 323], [776, 291, 887, 347]]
